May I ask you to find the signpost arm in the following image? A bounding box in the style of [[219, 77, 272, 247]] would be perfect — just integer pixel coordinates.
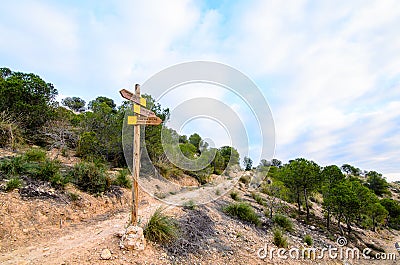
[[131, 84, 141, 225]]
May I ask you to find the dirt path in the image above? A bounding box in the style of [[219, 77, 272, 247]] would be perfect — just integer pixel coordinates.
[[0, 193, 168, 265], [0, 210, 129, 265]]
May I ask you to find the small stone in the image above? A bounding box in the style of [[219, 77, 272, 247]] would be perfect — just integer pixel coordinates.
[[100, 248, 112, 260], [43, 247, 49, 251]]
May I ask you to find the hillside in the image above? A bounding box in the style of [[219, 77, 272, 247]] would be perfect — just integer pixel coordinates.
[[0, 150, 399, 264]]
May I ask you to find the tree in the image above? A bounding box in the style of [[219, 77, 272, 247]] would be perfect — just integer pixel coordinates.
[[219, 146, 240, 168], [179, 135, 188, 143], [188, 133, 202, 153], [62, 97, 86, 112], [41, 106, 77, 156], [321, 165, 345, 229], [88, 96, 116, 111], [367, 203, 388, 232], [280, 158, 321, 220], [330, 181, 359, 234], [366, 171, 390, 196], [78, 99, 124, 165], [211, 148, 225, 175], [271, 159, 282, 167], [0, 68, 58, 143], [0, 110, 23, 149], [329, 179, 379, 234], [262, 180, 290, 218], [243, 156, 253, 171], [179, 143, 197, 159], [380, 198, 400, 229], [258, 159, 271, 168], [283, 158, 320, 220], [341, 164, 360, 176]]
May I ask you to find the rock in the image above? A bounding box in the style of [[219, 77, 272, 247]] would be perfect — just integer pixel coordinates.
[[119, 226, 146, 251], [100, 248, 112, 260]]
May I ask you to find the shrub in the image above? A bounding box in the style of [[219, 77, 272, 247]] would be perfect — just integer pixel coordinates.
[[5, 177, 22, 191], [230, 191, 241, 201], [304, 234, 313, 246], [183, 200, 196, 210], [239, 175, 251, 184], [0, 111, 23, 149], [260, 180, 293, 203], [0, 155, 29, 178], [223, 202, 261, 226], [68, 192, 80, 201], [24, 148, 47, 162], [70, 161, 109, 194], [154, 192, 167, 199], [113, 168, 132, 188], [272, 214, 293, 232], [273, 229, 288, 248], [251, 192, 265, 205], [289, 212, 297, 218], [144, 207, 179, 244], [76, 132, 101, 159], [33, 159, 60, 181], [61, 147, 69, 158], [30, 159, 68, 187]]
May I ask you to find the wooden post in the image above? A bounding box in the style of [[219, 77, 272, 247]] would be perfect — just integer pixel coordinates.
[[131, 84, 141, 225], [120, 84, 161, 225]]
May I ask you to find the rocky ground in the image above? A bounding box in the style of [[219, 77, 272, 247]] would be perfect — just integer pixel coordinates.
[[0, 151, 399, 264], [0, 184, 399, 265]]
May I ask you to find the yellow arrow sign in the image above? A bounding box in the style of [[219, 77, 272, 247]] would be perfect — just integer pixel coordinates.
[[127, 116, 162, 125], [133, 104, 155, 117]]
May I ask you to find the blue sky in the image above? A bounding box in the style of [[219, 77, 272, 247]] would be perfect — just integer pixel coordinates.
[[1, 0, 399, 181]]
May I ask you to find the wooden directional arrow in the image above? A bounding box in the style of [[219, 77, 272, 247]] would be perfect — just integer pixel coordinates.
[[120, 88, 147, 107], [133, 104, 155, 117], [127, 115, 162, 125]]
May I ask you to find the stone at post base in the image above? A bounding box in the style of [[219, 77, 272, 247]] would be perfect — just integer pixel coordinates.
[[119, 225, 146, 251]]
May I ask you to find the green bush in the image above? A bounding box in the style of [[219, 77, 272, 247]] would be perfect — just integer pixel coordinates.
[[272, 214, 293, 232], [24, 148, 47, 162], [273, 229, 288, 248], [76, 132, 101, 159], [70, 161, 109, 194], [68, 192, 80, 201], [0, 155, 29, 178], [34, 159, 60, 181], [5, 177, 22, 191], [29, 159, 68, 187], [113, 168, 132, 188], [183, 200, 196, 210], [223, 202, 261, 226], [239, 175, 251, 184], [251, 192, 265, 205], [304, 234, 313, 246], [144, 207, 179, 244], [230, 191, 241, 201]]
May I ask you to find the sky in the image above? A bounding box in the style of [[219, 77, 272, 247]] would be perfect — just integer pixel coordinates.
[[1, 0, 399, 181]]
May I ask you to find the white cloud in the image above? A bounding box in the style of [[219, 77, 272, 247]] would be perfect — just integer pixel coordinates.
[[1, 0, 400, 177], [0, 0, 79, 74]]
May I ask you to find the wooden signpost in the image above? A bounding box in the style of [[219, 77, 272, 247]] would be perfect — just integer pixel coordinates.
[[120, 84, 162, 225]]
